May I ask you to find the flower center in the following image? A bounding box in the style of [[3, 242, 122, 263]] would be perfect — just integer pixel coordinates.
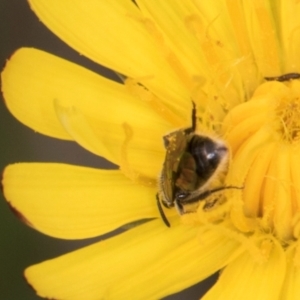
[[275, 93, 300, 143], [223, 80, 300, 243]]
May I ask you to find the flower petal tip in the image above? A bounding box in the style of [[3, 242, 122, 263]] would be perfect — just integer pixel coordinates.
[[7, 202, 34, 228], [24, 272, 58, 300], [1, 48, 24, 106], [23, 274, 38, 298]]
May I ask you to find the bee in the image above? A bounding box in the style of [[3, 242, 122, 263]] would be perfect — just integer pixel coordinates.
[[265, 73, 300, 82], [157, 103, 240, 227]]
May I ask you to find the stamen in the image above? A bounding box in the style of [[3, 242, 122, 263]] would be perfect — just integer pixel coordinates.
[[187, 18, 228, 101], [129, 15, 193, 89], [125, 78, 183, 126], [275, 93, 300, 143], [120, 122, 156, 187], [185, 14, 242, 111], [225, 80, 300, 243], [143, 17, 196, 90]]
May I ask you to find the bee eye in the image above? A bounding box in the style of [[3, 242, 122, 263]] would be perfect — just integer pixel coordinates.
[[206, 152, 215, 160], [207, 146, 227, 162], [176, 191, 190, 200]]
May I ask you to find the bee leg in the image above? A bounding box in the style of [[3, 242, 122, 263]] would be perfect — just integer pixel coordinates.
[[174, 199, 185, 215], [156, 194, 171, 227], [265, 73, 300, 82], [180, 185, 243, 205], [203, 198, 219, 210], [184, 101, 197, 135], [191, 101, 197, 131]]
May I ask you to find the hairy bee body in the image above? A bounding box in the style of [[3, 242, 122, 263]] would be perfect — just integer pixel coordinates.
[[157, 103, 236, 226]]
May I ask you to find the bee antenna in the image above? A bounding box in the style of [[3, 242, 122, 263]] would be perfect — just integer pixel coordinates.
[[191, 101, 197, 131], [156, 194, 171, 227]]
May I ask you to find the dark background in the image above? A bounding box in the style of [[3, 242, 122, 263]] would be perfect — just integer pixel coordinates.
[[0, 1, 217, 299]]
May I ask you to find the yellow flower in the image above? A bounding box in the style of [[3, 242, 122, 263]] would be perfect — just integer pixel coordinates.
[[2, 0, 300, 299]]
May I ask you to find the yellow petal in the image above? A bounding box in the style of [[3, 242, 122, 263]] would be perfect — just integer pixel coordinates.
[[2, 48, 170, 177], [227, 127, 272, 187], [202, 239, 286, 300], [2, 49, 70, 140], [3, 163, 159, 239], [242, 142, 275, 218], [110, 228, 242, 299], [53, 100, 115, 164], [263, 145, 293, 241], [279, 1, 300, 72], [28, 0, 190, 114], [290, 150, 300, 211], [280, 243, 300, 299], [243, 0, 281, 76], [25, 219, 240, 300], [25, 219, 194, 300], [137, 1, 208, 85], [192, 0, 258, 104]]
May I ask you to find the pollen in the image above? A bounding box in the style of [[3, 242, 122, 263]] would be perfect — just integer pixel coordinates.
[[275, 91, 300, 144]]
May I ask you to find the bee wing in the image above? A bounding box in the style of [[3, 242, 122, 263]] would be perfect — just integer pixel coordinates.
[[162, 130, 189, 202]]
